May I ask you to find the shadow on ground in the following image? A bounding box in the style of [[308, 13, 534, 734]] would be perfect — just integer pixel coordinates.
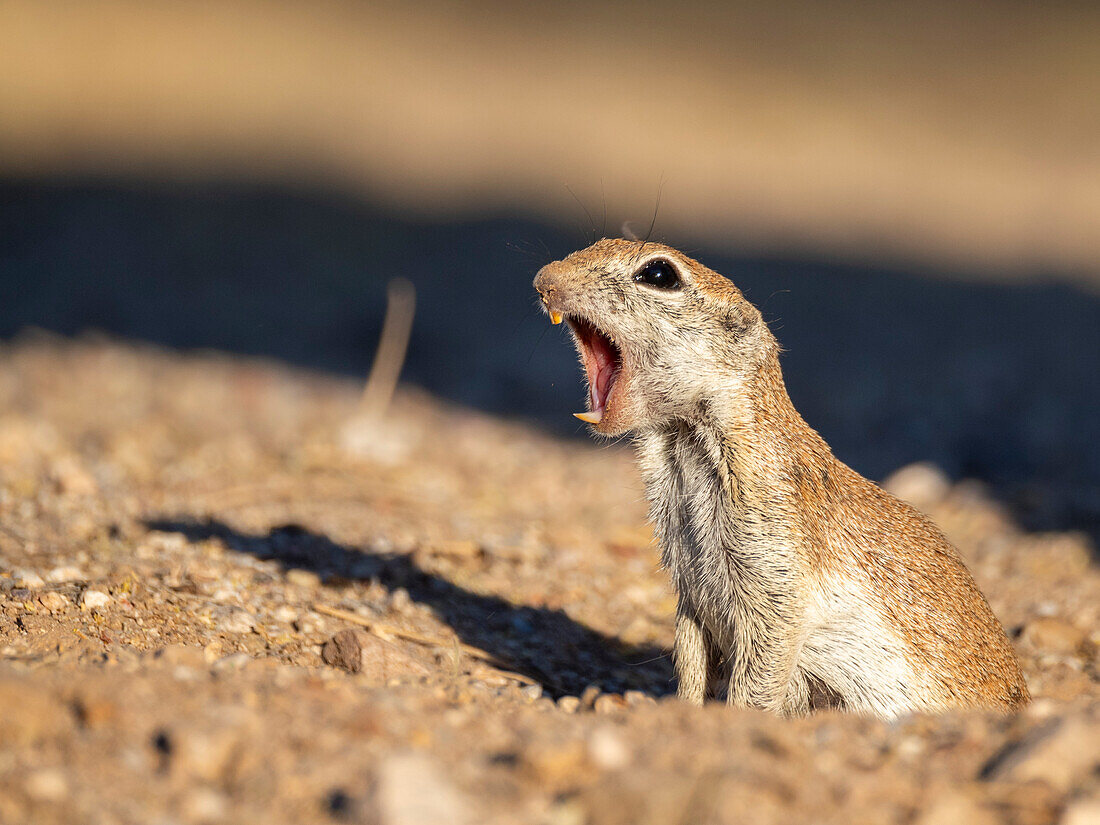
[[144, 517, 675, 699], [4, 176, 1100, 546]]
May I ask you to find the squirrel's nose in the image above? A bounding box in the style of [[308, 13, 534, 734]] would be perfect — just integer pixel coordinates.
[[535, 284, 563, 325], [533, 267, 557, 299], [534, 265, 568, 324]]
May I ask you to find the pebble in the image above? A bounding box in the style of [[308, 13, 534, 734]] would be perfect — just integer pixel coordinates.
[[272, 605, 298, 623], [0, 681, 71, 746], [913, 790, 998, 825], [1021, 617, 1087, 656], [45, 566, 85, 584], [177, 726, 249, 783], [294, 615, 324, 636], [593, 694, 626, 714], [80, 590, 111, 610], [894, 735, 925, 759], [522, 739, 589, 790], [544, 801, 587, 825], [217, 608, 256, 634], [286, 569, 321, 589], [882, 462, 951, 511], [377, 753, 470, 825], [24, 768, 69, 802], [389, 588, 412, 612], [322, 629, 368, 673], [36, 591, 70, 612], [521, 684, 543, 702], [1024, 698, 1060, 720], [588, 727, 630, 770], [51, 456, 98, 496], [1061, 800, 1100, 825], [13, 570, 45, 589], [182, 788, 228, 823], [557, 696, 581, 714], [155, 644, 208, 669], [579, 685, 601, 709], [623, 690, 655, 708], [212, 653, 253, 673], [985, 717, 1100, 792]]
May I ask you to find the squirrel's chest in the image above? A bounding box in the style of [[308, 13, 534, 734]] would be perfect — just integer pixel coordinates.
[[638, 429, 782, 615]]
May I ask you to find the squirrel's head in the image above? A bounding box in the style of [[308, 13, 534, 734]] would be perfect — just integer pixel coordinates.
[[534, 238, 771, 436]]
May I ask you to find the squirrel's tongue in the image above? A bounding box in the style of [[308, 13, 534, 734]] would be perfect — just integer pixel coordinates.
[[571, 320, 621, 425]]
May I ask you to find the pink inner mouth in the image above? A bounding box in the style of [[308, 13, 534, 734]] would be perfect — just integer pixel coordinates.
[[568, 318, 622, 416]]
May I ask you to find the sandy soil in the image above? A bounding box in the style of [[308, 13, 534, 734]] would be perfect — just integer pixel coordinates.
[[0, 338, 1097, 824]]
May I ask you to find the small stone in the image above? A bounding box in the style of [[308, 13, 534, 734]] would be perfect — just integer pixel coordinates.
[[895, 735, 925, 759], [882, 462, 951, 511], [377, 753, 470, 825], [429, 540, 482, 559], [1021, 617, 1088, 656], [1024, 697, 1060, 720], [623, 690, 655, 708], [286, 569, 321, 589], [523, 739, 589, 790], [80, 590, 110, 610], [182, 788, 228, 823], [544, 800, 587, 825], [580, 685, 601, 709], [13, 570, 44, 589], [521, 684, 543, 702], [272, 605, 298, 623], [557, 696, 581, 714], [0, 680, 71, 746], [51, 456, 98, 496], [322, 629, 369, 673], [1061, 800, 1100, 825], [588, 727, 630, 770], [389, 588, 412, 612], [210, 588, 238, 603], [155, 644, 207, 669], [45, 566, 85, 584], [203, 641, 225, 664], [24, 768, 68, 802], [71, 691, 117, 729], [36, 592, 69, 612], [914, 790, 998, 825], [294, 615, 323, 636], [217, 608, 256, 634], [985, 717, 1100, 792], [212, 653, 252, 672], [177, 728, 247, 783], [593, 694, 627, 714]]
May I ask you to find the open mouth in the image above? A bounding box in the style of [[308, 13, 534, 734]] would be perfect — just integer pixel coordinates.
[[567, 317, 623, 425]]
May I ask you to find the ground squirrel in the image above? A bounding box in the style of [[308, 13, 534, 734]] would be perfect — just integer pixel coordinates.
[[534, 239, 1029, 718]]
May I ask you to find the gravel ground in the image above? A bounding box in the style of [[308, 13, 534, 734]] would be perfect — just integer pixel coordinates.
[[0, 337, 1097, 825]]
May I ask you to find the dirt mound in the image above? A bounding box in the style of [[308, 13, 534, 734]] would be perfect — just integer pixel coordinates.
[[0, 338, 1096, 824]]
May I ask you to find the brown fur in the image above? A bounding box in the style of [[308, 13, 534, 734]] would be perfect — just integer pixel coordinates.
[[535, 239, 1028, 718]]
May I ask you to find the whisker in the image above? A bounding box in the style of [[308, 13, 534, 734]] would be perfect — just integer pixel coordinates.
[[524, 322, 552, 365], [566, 184, 598, 245], [642, 175, 665, 244]]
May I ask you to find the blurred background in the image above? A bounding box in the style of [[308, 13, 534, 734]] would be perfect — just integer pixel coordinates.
[[1, 0, 1098, 541]]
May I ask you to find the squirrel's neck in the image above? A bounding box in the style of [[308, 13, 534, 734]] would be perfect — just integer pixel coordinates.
[[637, 346, 836, 557], [635, 346, 821, 639], [705, 345, 833, 486]]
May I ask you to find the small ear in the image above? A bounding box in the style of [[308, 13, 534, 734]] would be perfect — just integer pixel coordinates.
[[621, 221, 639, 242], [716, 288, 754, 334], [723, 305, 748, 334]]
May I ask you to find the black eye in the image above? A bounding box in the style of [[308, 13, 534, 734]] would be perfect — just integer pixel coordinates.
[[634, 259, 681, 290]]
